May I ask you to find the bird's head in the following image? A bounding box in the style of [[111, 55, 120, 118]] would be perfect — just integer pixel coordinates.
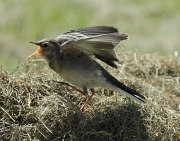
[[28, 39, 60, 61]]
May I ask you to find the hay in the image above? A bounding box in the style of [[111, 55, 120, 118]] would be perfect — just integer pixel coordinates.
[[0, 52, 180, 140]]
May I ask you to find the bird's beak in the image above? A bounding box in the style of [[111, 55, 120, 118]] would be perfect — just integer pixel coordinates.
[[28, 41, 44, 59]]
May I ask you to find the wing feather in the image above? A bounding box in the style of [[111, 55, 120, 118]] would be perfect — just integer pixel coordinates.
[[56, 26, 128, 68]]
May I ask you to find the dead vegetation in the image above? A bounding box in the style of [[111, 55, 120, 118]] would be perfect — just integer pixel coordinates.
[[0, 51, 180, 140]]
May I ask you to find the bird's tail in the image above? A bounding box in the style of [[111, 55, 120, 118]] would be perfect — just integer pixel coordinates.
[[101, 68, 145, 103], [114, 81, 145, 103]]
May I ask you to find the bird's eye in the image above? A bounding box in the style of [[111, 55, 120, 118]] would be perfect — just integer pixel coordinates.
[[42, 43, 48, 48]]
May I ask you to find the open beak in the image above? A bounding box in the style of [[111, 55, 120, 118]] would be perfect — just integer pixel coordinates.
[[28, 41, 44, 59]]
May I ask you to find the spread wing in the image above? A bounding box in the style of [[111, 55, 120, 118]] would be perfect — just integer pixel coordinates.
[[56, 26, 128, 68]]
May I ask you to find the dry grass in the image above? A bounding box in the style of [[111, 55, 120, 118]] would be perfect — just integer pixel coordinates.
[[0, 51, 180, 141]]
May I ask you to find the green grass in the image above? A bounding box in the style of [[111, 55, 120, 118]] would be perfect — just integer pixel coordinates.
[[0, 51, 180, 140], [1, 0, 180, 70]]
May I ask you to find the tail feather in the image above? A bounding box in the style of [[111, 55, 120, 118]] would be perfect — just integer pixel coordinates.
[[100, 66, 145, 103], [114, 82, 145, 103]]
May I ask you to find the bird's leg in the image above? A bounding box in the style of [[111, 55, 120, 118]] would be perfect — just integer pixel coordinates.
[[80, 88, 95, 112], [52, 80, 87, 96]]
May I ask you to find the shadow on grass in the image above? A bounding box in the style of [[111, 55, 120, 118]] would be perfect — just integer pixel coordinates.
[[48, 103, 149, 141]]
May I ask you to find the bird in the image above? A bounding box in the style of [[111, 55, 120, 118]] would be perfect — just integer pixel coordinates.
[[28, 26, 145, 111]]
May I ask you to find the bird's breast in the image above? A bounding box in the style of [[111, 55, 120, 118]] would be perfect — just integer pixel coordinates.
[[48, 54, 107, 89]]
